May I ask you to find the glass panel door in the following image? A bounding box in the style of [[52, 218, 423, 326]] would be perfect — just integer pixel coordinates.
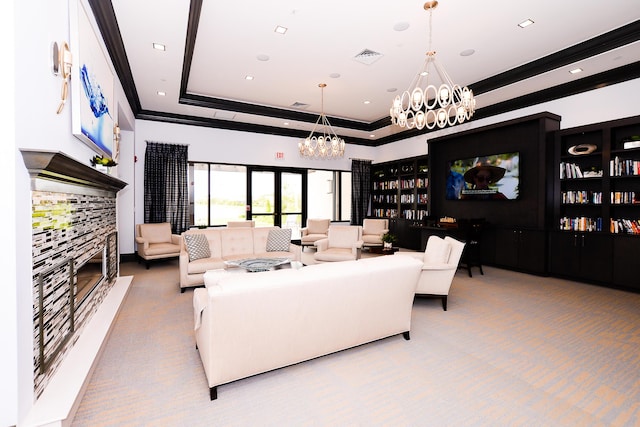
[[281, 172, 303, 239], [251, 170, 275, 227]]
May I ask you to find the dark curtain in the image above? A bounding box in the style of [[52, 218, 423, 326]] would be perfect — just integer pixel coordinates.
[[351, 159, 371, 225], [144, 142, 189, 234]]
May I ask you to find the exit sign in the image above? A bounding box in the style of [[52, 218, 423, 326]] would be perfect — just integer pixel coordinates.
[[275, 152, 285, 160]]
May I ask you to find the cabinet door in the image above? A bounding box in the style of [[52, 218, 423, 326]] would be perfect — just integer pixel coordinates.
[[579, 233, 612, 283], [549, 232, 581, 277], [494, 229, 519, 268], [613, 236, 640, 289], [517, 230, 547, 274]]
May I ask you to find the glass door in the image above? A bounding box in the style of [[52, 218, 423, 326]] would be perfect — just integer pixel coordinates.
[[249, 169, 305, 238]]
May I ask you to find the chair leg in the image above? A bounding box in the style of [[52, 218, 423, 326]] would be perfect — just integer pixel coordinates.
[[442, 296, 448, 311]]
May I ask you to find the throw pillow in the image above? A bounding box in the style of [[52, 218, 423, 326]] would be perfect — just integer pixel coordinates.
[[184, 234, 211, 261], [266, 228, 292, 252], [423, 236, 452, 265]]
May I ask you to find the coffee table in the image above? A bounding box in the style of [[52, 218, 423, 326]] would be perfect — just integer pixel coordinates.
[[224, 257, 292, 272], [368, 246, 399, 255]]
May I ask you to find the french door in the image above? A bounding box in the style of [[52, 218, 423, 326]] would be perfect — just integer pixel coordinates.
[[249, 168, 305, 239]]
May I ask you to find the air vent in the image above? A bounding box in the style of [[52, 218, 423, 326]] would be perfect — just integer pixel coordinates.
[[353, 49, 383, 65], [291, 102, 309, 109]]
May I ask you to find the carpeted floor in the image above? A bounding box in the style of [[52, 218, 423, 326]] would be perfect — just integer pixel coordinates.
[[71, 252, 640, 426]]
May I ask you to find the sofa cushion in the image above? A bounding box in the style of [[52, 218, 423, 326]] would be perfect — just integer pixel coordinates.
[[184, 234, 211, 261], [220, 228, 255, 258], [423, 236, 452, 265], [266, 228, 291, 252]]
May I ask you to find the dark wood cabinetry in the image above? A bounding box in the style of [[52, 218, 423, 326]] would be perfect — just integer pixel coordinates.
[[371, 156, 428, 249], [549, 232, 612, 283], [551, 115, 640, 289], [494, 228, 547, 274]]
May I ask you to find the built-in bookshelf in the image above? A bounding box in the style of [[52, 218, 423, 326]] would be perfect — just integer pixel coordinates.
[[370, 156, 429, 221], [551, 115, 640, 290]]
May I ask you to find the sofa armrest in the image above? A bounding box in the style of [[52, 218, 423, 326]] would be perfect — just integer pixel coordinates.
[[394, 252, 424, 261], [171, 234, 181, 245], [421, 263, 457, 271], [300, 227, 309, 237], [135, 237, 149, 253], [315, 238, 329, 251], [288, 243, 302, 262]]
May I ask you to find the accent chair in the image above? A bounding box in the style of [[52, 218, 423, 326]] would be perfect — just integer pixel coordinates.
[[300, 218, 330, 249], [361, 218, 389, 249], [135, 222, 182, 269], [313, 225, 363, 262], [395, 235, 465, 310]]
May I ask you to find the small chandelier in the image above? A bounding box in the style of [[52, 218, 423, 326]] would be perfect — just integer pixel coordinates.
[[390, 1, 475, 130], [299, 83, 346, 158]]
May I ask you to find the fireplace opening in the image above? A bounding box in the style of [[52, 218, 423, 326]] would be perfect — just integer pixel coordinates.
[[76, 246, 105, 305]]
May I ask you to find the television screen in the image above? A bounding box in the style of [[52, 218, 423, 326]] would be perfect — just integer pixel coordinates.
[[446, 152, 520, 200]]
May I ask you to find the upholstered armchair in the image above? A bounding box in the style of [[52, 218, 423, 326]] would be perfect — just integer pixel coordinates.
[[227, 220, 255, 227], [135, 223, 182, 269], [313, 225, 363, 262], [361, 218, 389, 248], [396, 235, 465, 310], [300, 218, 330, 249]]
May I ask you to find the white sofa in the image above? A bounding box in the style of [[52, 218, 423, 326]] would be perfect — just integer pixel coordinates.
[[179, 226, 301, 292], [192, 255, 423, 399]]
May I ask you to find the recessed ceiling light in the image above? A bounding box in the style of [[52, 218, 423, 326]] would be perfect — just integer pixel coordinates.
[[157, 91, 166, 96], [518, 19, 534, 28], [329, 73, 341, 79], [257, 54, 270, 62], [274, 25, 287, 34], [152, 43, 166, 51], [569, 68, 583, 74], [245, 75, 254, 81], [393, 21, 410, 32], [283, 122, 290, 126], [369, 134, 376, 138], [460, 49, 475, 57], [363, 100, 371, 105], [387, 88, 397, 93]]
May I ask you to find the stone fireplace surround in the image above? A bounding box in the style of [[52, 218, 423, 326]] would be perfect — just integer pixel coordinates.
[[21, 150, 131, 426]]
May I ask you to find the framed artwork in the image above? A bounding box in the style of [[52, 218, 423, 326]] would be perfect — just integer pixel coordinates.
[[69, 0, 115, 159]]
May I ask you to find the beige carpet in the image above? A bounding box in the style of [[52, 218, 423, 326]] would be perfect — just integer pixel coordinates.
[[71, 253, 640, 426]]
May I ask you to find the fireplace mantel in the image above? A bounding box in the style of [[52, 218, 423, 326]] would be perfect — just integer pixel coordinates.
[[20, 149, 127, 192]]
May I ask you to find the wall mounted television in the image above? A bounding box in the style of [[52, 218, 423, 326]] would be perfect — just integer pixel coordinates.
[[446, 152, 520, 200]]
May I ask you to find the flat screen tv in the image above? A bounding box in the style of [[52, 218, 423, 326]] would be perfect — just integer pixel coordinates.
[[446, 152, 520, 200]]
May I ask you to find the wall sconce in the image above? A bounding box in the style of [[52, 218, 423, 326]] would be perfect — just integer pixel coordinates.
[[53, 41, 73, 114], [113, 124, 121, 161]]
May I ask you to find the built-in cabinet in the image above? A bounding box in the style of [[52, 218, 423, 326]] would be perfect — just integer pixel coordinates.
[[551, 115, 640, 289], [371, 156, 428, 250], [494, 228, 547, 274]]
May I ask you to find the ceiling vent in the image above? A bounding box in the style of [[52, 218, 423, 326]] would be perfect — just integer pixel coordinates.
[[290, 102, 309, 109], [353, 49, 383, 65]]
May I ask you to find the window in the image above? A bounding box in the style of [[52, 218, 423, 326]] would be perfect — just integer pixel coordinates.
[[190, 163, 350, 228], [190, 163, 247, 226], [307, 170, 351, 222]]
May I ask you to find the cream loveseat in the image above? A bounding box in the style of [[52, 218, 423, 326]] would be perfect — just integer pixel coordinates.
[[179, 226, 301, 292], [192, 255, 423, 399]]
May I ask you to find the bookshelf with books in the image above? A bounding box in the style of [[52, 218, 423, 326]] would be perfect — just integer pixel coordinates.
[[551, 115, 640, 289], [370, 156, 429, 250]]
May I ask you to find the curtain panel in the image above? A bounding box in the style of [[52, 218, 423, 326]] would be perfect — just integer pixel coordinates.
[[144, 142, 189, 234], [350, 159, 371, 226]]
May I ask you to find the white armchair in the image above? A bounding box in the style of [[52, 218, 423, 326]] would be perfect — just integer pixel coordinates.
[[313, 225, 363, 262], [300, 218, 330, 248], [361, 218, 389, 248], [135, 223, 182, 269], [396, 235, 465, 310]]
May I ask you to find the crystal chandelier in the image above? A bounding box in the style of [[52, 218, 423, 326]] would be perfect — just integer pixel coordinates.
[[390, 1, 475, 130], [299, 83, 346, 158]]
